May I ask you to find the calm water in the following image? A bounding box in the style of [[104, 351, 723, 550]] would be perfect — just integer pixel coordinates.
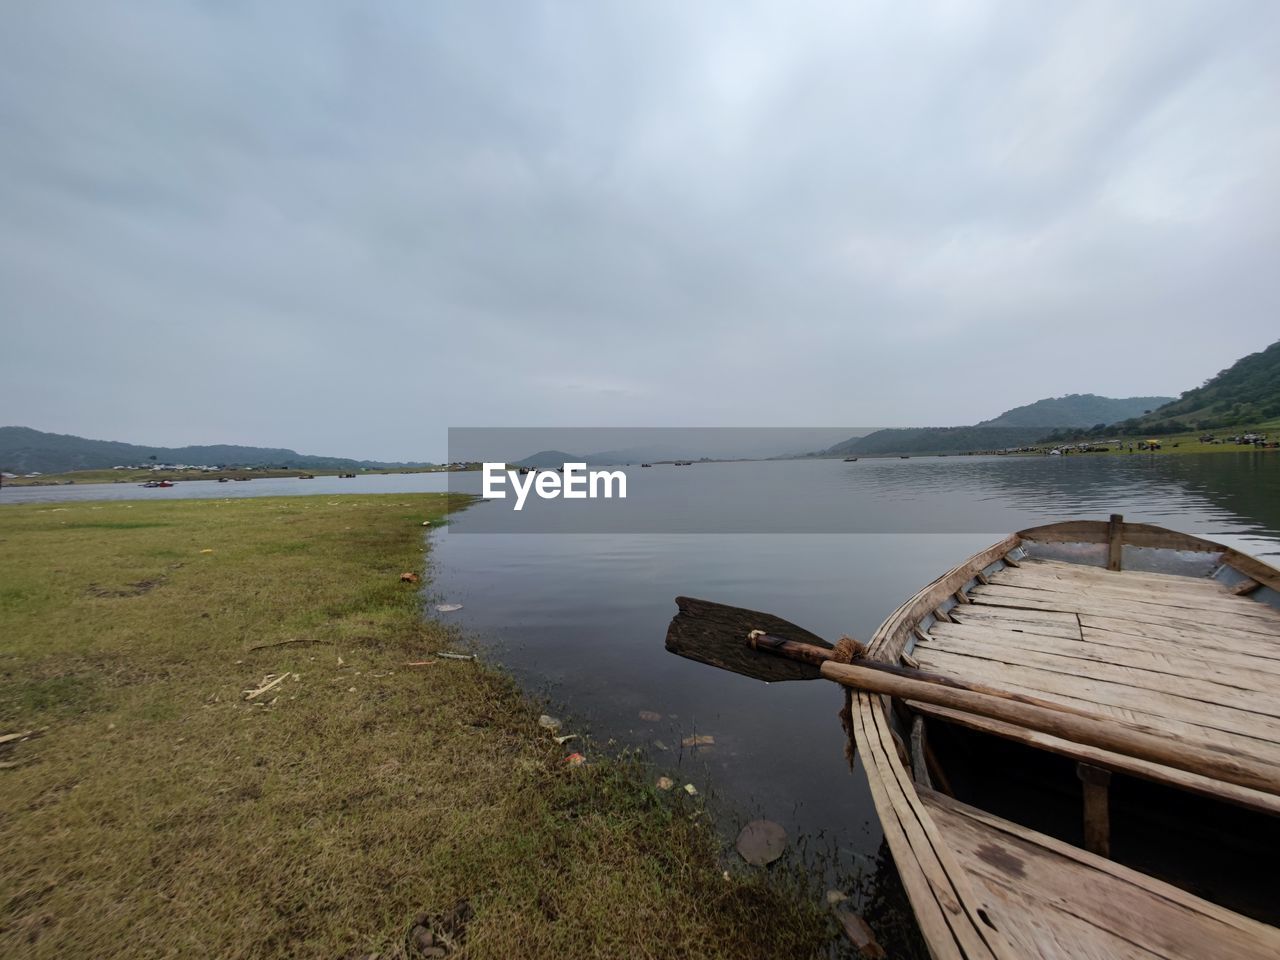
[[426, 453, 1280, 902]]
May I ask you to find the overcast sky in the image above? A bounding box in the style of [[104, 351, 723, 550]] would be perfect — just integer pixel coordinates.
[[2, 2, 1278, 461]]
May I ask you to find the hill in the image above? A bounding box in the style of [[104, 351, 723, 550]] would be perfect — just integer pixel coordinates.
[[1116, 339, 1280, 433], [823, 426, 1046, 457], [0, 426, 430, 475], [820, 393, 1170, 457], [977, 394, 1172, 428]]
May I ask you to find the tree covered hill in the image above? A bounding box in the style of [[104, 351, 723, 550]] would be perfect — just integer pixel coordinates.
[[977, 393, 1172, 428], [1117, 339, 1280, 433], [821, 393, 1171, 456], [0, 426, 430, 475]]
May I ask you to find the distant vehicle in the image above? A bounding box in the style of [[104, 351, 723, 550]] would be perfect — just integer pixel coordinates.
[[140, 480, 174, 488], [298, 474, 315, 479], [641, 463, 652, 468], [217, 477, 229, 483], [843, 456, 858, 462]]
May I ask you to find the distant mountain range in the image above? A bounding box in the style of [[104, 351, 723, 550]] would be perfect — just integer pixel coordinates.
[[820, 394, 1174, 457], [0, 426, 432, 475]]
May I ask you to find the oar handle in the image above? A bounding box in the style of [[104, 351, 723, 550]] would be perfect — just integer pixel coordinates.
[[821, 660, 1279, 799]]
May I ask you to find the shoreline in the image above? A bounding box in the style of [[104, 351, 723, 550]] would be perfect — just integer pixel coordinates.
[[0, 493, 830, 958]]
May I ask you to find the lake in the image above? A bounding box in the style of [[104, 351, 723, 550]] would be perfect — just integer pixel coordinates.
[[424, 452, 1280, 915]]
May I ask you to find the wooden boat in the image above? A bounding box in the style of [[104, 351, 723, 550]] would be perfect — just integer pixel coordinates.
[[666, 515, 1280, 958], [844, 456, 859, 462]]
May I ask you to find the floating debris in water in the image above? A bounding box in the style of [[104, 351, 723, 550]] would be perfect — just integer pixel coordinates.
[[681, 734, 715, 748], [434, 602, 462, 612], [652, 740, 670, 752], [638, 710, 662, 723], [656, 776, 674, 791]]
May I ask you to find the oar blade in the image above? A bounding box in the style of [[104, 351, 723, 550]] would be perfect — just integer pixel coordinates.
[[665, 596, 833, 682]]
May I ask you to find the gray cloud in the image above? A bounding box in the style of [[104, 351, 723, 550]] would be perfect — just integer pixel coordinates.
[[2, 1, 1277, 460]]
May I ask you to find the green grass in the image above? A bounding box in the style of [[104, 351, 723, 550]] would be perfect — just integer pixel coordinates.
[[1027, 419, 1280, 456], [0, 494, 830, 959]]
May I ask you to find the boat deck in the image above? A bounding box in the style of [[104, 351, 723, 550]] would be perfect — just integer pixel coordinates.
[[911, 557, 1280, 813], [920, 789, 1280, 960]]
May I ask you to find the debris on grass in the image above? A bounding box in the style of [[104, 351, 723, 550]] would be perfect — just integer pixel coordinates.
[[736, 819, 787, 866], [681, 734, 715, 748], [243, 673, 290, 701], [656, 776, 674, 791], [553, 734, 577, 745], [683, 783, 698, 796], [399, 572, 420, 583], [434, 602, 462, 613], [537, 714, 561, 731], [564, 752, 585, 766], [248, 637, 322, 652], [436, 652, 474, 661], [638, 710, 662, 722], [406, 660, 438, 667]]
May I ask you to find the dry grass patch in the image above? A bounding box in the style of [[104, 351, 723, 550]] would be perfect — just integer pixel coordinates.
[[0, 494, 829, 958]]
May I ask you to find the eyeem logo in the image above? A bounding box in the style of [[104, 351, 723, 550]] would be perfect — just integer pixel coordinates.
[[482, 463, 627, 511]]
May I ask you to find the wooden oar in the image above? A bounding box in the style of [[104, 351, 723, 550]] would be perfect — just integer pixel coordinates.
[[665, 596, 1280, 798]]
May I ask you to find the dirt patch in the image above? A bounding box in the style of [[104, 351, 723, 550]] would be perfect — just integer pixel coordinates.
[[85, 578, 165, 598]]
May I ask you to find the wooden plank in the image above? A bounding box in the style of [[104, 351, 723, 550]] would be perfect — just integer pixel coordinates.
[[1020, 557, 1228, 591], [1016, 521, 1280, 596], [1107, 513, 1124, 571], [971, 581, 1280, 628], [916, 629, 1280, 716], [1079, 614, 1280, 662], [913, 702, 1280, 815], [854, 695, 1007, 958], [992, 564, 1247, 605], [949, 608, 1280, 677], [967, 588, 1280, 638], [1013, 559, 1231, 595], [868, 534, 1023, 661], [926, 789, 1280, 940], [988, 569, 1274, 619], [912, 646, 1280, 754], [851, 699, 969, 959], [1077, 763, 1111, 857], [923, 790, 1280, 959], [1233, 578, 1262, 596], [949, 607, 1084, 639], [929, 620, 1280, 691]]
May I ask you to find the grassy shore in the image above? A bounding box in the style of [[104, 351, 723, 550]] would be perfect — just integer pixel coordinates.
[[0, 494, 828, 958], [1030, 419, 1280, 456]]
